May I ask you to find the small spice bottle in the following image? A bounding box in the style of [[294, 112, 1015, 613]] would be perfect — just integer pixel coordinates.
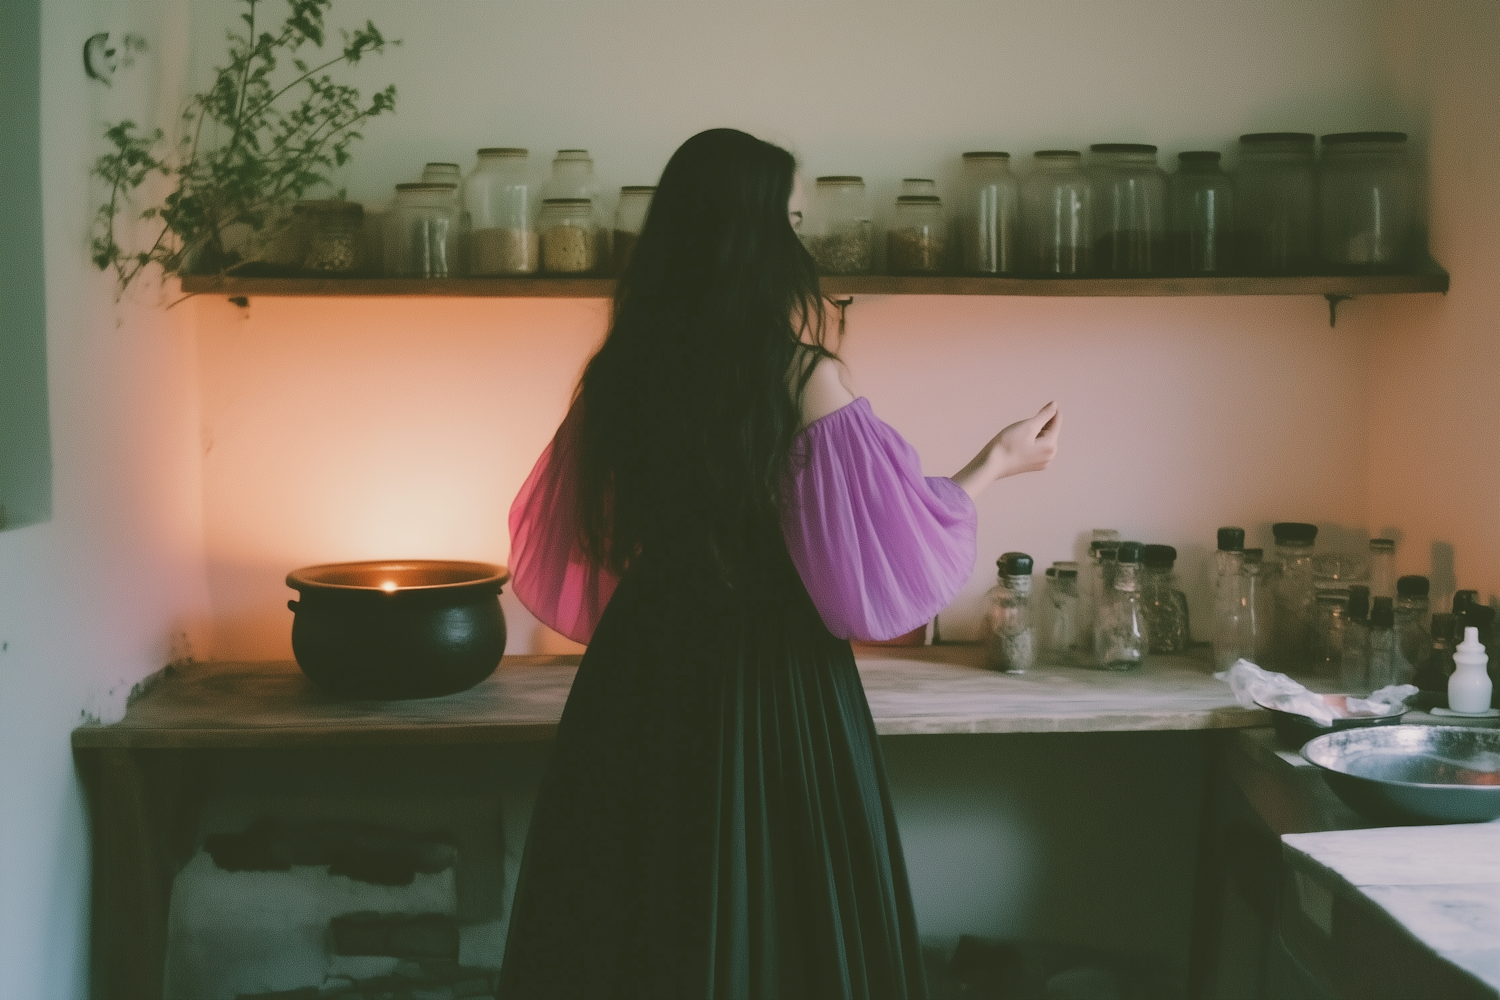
[[957, 152, 1020, 275], [612, 186, 655, 274], [1367, 596, 1399, 688], [1141, 544, 1189, 654], [539, 198, 599, 275], [1414, 612, 1457, 693], [1313, 588, 1351, 678], [887, 195, 945, 274], [983, 552, 1035, 674], [1045, 562, 1081, 664], [1096, 542, 1149, 670], [1342, 585, 1372, 692], [1394, 575, 1431, 676]]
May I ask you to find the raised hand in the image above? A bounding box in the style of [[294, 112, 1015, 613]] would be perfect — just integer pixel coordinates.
[[953, 402, 1061, 499]]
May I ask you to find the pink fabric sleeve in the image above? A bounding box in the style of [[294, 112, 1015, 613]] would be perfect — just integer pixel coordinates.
[[507, 402, 619, 645], [781, 397, 979, 642]]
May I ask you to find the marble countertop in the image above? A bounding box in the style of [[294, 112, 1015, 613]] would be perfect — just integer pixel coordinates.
[[73, 644, 1267, 749], [1284, 824, 1500, 997]]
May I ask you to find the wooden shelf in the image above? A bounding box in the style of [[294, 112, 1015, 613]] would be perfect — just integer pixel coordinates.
[[181, 268, 1449, 300]]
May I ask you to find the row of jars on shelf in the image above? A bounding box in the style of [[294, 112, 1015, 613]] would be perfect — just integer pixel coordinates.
[[980, 524, 1494, 698], [805, 132, 1422, 278]]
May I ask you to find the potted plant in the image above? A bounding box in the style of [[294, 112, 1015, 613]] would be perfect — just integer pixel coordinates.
[[91, 0, 398, 292]]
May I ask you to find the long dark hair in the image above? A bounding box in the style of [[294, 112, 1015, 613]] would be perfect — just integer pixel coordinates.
[[575, 128, 833, 582]]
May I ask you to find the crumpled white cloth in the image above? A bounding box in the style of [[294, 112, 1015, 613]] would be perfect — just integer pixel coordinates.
[[1214, 658, 1418, 727]]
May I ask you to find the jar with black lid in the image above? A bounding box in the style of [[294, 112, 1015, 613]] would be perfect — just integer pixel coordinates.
[[1236, 132, 1316, 274], [887, 195, 945, 274], [1169, 151, 1234, 274], [957, 152, 1019, 275], [1318, 132, 1418, 271], [1089, 143, 1167, 275], [1021, 150, 1091, 276]]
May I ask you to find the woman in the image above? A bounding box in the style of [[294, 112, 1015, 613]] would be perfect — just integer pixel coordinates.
[[502, 129, 1059, 998]]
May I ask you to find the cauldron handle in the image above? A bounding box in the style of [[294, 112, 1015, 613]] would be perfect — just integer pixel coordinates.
[[287, 599, 300, 612]]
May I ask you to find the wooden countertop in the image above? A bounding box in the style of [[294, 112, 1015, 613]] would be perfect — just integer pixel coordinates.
[[71, 645, 1266, 749]]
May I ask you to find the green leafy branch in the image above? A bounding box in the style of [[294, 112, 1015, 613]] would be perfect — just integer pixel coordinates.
[[91, 0, 398, 291]]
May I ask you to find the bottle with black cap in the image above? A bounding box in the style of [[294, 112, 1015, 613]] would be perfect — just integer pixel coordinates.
[[1045, 562, 1081, 664], [1244, 548, 1279, 667], [1272, 522, 1319, 670], [1213, 527, 1250, 672], [983, 552, 1035, 674], [1141, 544, 1189, 654], [1341, 585, 1372, 692], [1394, 575, 1431, 674], [1414, 612, 1457, 694], [1095, 541, 1149, 670], [1367, 596, 1399, 688], [1082, 530, 1121, 654]]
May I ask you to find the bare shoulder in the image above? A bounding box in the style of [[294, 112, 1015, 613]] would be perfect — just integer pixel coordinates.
[[793, 349, 856, 427]]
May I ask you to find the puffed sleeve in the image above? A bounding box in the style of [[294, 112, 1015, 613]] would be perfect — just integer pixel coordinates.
[[781, 397, 978, 642], [507, 401, 618, 645]]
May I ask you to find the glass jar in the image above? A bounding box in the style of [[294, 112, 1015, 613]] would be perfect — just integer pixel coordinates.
[[613, 185, 655, 274], [1395, 575, 1431, 676], [1096, 542, 1148, 670], [1367, 597, 1400, 687], [422, 162, 463, 186], [1272, 522, 1319, 670], [385, 182, 460, 278], [1416, 613, 1458, 692], [1046, 562, 1081, 664], [887, 195, 945, 274], [1245, 548, 1279, 668], [1342, 585, 1371, 693], [294, 199, 365, 275], [544, 149, 605, 262], [804, 176, 873, 275], [1313, 552, 1367, 595], [1083, 535, 1121, 655], [983, 552, 1035, 674], [1141, 544, 1189, 654], [1236, 133, 1317, 274], [539, 198, 599, 275], [1021, 150, 1092, 276], [1368, 538, 1397, 599], [1213, 527, 1251, 672], [1169, 151, 1234, 275], [1318, 132, 1417, 272], [464, 148, 538, 276], [1089, 143, 1168, 275], [1313, 588, 1351, 678], [957, 152, 1019, 275]]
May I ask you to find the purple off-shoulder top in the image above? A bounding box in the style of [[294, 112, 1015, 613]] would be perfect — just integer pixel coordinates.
[[508, 397, 978, 644]]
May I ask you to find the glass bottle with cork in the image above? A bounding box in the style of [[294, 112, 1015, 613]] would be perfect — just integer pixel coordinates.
[[1096, 542, 1149, 671], [983, 552, 1035, 674]]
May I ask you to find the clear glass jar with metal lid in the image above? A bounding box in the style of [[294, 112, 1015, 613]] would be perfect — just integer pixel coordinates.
[[803, 176, 873, 275], [1089, 143, 1168, 276], [464, 148, 538, 276], [1318, 132, 1418, 271], [1236, 132, 1317, 274], [957, 152, 1019, 275], [613, 186, 655, 275], [539, 197, 599, 274], [1021, 150, 1092, 276], [1169, 151, 1235, 275], [385, 182, 459, 278], [887, 195, 945, 274]]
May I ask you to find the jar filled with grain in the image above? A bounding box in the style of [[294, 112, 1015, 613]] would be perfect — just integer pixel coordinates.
[[1020, 150, 1092, 276], [539, 198, 599, 274], [803, 176, 873, 275], [613, 186, 655, 274], [888, 195, 945, 274], [295, 199, 365, 275], [957, 152, 1019, 275], [385, 182, 460, 278], [463, 148, 538, 276]]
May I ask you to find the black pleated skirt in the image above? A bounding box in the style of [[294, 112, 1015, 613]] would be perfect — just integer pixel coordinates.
[[497, 545, 928, 999]]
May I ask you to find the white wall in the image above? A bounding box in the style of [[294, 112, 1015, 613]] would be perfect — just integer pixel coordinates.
[[0, 2, 213, 996], [1366, 0, 1500, 610], [190, 0, 1405, 658]]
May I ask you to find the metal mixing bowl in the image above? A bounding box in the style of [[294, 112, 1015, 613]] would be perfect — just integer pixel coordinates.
[[1301, 725, 1500, 824]]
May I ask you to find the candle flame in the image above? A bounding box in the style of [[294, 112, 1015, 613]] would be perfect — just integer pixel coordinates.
[[380, 580, 398, 593]]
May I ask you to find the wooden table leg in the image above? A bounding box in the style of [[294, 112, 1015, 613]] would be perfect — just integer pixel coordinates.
[[80, 748, 188, 1000]]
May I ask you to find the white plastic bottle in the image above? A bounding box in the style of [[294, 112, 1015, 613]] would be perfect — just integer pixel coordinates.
[[1449, 626, 1493, 714]]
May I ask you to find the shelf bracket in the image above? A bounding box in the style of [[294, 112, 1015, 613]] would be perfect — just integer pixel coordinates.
[[1324, 293, 1353, 328], [827, 296, 853, 337]]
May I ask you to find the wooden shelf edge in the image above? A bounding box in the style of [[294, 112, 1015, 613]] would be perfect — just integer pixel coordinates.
[[180, 267, 1449, 300]]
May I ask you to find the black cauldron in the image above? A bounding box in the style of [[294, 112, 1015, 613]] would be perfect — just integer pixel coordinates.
[[286, 560, 508, 699]]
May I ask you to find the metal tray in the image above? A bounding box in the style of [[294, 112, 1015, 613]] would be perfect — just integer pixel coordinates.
[[1301, 725, 1500, 824]]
